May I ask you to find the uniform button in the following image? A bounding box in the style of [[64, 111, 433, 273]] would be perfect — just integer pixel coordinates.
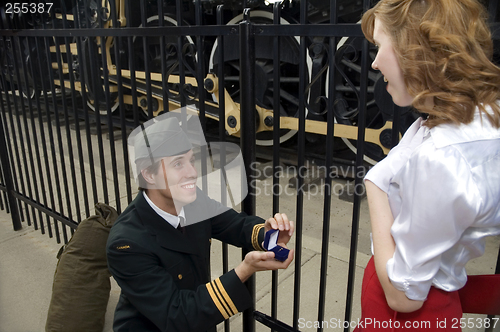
[[178, 274, 183, 280]]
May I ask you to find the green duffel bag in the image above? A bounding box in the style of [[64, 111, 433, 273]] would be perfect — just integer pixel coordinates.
[[45, 203, 118, 332]]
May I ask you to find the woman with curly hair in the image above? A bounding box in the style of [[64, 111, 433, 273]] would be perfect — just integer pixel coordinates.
[[357, 0, 500, 330]]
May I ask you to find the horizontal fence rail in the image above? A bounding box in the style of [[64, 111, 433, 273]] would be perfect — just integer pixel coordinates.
[[1, 0, 499, 331]]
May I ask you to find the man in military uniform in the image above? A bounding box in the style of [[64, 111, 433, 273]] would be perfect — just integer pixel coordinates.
[[106, 114, 294, 332]]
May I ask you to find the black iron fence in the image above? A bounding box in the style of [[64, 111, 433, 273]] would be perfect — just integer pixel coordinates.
[[1, 0, 499, 331]]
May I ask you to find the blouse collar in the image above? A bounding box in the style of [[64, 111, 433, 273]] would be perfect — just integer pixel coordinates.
[[429, 106, 500, 149]]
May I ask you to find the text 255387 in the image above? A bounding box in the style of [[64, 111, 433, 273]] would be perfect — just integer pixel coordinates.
[[5, 3, 54, 14]]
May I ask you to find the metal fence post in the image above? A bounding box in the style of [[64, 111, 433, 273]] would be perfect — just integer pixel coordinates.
[[239, 8, 256, 332], [0, 106, 22, 231]]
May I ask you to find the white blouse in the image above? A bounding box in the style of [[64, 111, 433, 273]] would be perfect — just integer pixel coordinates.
[[365, 107, 500, 301]]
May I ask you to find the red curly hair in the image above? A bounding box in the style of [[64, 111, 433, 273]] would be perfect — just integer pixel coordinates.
[[362, 0, 500, 128]]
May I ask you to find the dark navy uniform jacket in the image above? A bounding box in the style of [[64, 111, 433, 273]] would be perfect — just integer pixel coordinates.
[[106, 189, 265, 332]]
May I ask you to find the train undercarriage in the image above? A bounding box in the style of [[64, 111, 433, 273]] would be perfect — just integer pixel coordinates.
[[1, 0, 498, 164]]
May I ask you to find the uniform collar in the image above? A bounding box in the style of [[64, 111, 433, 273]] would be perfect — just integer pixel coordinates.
[[135, 192, 198, 255], [142, 191, 185, 228], [429, 106, 500, 149]]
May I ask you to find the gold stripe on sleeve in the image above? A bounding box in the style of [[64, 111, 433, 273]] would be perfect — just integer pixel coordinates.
[[252, 223, 265, 251], [211, 280, 234, 316], [206, 281, 230, 319], [214, 278, 238, 316]]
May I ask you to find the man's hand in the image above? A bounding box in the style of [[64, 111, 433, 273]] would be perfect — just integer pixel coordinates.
[[264, 213, 294, 246], [235, 249, 295, 283]]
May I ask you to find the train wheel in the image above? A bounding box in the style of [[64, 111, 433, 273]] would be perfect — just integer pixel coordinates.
[[0, 36, 39, 101], [209, 10, 312, 146], [80, 37, 119, 114], [75, 0, 119, 115], [0, 37, 14, 97], [20, 37, 55, 100], [328, 35, 415, 165], [133, 15, 196, 116]]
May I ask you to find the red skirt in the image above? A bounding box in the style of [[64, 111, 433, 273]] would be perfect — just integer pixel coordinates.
[[354, 257, 462, 331]]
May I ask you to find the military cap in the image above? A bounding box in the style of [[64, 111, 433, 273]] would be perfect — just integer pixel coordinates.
[[134, 117, 192, 164]]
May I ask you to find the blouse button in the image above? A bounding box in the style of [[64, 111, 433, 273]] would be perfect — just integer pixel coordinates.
[[178, 274, 183, 280]]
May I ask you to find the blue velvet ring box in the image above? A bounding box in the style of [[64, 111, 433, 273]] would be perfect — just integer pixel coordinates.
[[263, 229, 290, 262]]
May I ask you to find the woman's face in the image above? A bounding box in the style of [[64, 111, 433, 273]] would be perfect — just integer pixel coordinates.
[[372, 18, 414, 107]]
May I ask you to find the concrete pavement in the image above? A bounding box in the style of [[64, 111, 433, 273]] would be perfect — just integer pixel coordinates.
[[1, 202, 499, 332]]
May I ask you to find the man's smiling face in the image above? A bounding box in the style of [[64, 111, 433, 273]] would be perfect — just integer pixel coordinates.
[[151, 150, 198, 210]]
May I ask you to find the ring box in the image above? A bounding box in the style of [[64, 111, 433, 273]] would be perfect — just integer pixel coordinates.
[[263, 229, 290, 262]]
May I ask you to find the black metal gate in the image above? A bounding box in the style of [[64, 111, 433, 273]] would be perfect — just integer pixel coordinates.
[[1, 1, 499, 331]]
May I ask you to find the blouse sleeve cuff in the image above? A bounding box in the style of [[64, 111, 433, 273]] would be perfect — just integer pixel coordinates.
[[364, 160, 392, 193], [386, 258, 431, 302]]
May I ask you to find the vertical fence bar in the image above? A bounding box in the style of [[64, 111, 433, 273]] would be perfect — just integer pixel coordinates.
[[123, 4, 139, 200], [59, 2, 83, 226], [195, 0, 206, 132], [103, 0, 121, 211], [0, 118, 21, 230], [0, 22, 8, 213], [0, 69, 5, 211], [240, 9, 256, 332], [317, 2, 338, 331], [0, 54, 21, 230], [77, 2, 99, 207], [140, 0, 153, 120], [15, 35, 41, 230], [32, 33, 57, 238], [212, 7, 231, 332], [14, 37, 36, 228], [271, 0, 281, 321], [158, 1, 167, 108], [488, 0, 499, 23], [0, 69, 15, 218], [51, 11, 75, 242], [216, 4, 226, 159], [391, 105, 401, 148], [0, 90, 6, 213], [292, 0, 308, 329], [486, 0, 499, 315], [9, 35, 32, 226], [125, 1, 140, 131], [110, 0, 129, 213], [343, 1, 371, 330], [215, 6, 231, 332], [271, 3, 281, 329], [40, 16, 68, 243], [94, 12, 110, 205], [25, 35, 50, 234], [3, 36, 26, 223], [83, 3, 106, 205], [175, 0, 186, 109], [70, 5, 92, 219], [194, 0, 209, 200], [0, 75, 7, 213]]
